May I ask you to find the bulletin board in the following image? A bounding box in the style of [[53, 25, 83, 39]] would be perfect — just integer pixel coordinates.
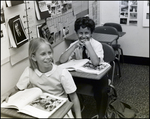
[[119, 0, 138, 26], [2, 1, 90, 66]]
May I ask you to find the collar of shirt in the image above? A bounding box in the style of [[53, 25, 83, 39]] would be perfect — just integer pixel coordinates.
[[34, 64, 57, 77]]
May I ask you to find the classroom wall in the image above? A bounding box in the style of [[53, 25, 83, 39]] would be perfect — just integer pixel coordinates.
[[99, 1, 149, 58]]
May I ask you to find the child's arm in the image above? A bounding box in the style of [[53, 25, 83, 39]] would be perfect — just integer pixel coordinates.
[[85, 40, 100, 66], [68, 92, 82, 118], [59, 41, 79, 64], [1, 86, 19, 103]]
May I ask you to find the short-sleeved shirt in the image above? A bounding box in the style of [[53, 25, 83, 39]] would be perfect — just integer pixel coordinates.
[[65, 38, 104, 63], [16, 64, 77, 98]]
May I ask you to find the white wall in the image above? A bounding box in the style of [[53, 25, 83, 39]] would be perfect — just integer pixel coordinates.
[[1, 58, 29, 95], [99, 1, 149, 58]]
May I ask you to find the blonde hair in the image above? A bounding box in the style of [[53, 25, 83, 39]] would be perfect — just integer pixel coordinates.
[[29, 37, 54, 70]]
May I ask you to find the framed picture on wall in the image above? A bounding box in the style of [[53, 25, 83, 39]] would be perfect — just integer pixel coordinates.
[[143, 1, 149, 27], [8, 15, 28, 48]]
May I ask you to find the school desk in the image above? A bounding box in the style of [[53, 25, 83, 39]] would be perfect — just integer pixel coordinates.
[[70, 65, 111, 80], [118, 31, 126, 37], [69, 64, 111, 116], [1, 100, 73, 118], [65, 32, 119, 45]]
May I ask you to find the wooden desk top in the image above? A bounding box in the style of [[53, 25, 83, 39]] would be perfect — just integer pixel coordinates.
[[118, 31, 126, 37], [1, 100, 73, 118], [65, 33, 119, 44]]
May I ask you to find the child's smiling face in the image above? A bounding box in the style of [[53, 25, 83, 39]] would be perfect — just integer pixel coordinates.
[[32, 43, 53, 73], [77, 27, 92, 43]]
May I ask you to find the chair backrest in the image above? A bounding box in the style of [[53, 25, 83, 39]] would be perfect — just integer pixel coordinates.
[[102, 43, 116, 84], [104, 23, 122, 32], [102, 43, 115, 63], [94, 26, 119, 36]]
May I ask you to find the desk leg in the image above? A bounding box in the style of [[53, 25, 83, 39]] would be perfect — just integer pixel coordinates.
[[92, 76, 109, 118]]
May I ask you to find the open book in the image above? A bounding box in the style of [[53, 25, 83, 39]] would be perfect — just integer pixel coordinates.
[[58, 59, 111, 75], [1, 87, 67, 118]]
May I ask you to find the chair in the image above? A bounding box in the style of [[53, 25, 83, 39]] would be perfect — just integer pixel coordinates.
[[102, 43, 116, 84], [94, 26, 120, 37], [94, 26, 121, 78], [103, 23, 124, 63]]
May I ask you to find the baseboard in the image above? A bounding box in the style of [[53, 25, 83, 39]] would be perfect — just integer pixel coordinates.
[[121, 55, 149, 66]]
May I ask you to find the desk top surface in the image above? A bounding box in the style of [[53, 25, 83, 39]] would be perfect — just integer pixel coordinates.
[[70, 64, 111, 80], [118, 31, 126, 37], [56, 61, 111, 80], [65, 33, 119, 44], [1, 100, 73, 118]]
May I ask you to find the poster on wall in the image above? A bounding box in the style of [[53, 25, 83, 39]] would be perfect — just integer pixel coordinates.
[[119, 0, 138, 26], [89, 1, 100, 26], [142, 1, 149, 27]]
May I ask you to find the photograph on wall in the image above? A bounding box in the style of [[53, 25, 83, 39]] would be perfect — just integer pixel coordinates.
[[129, 0, 137, 12], [55, 31, 60, 42], [142, 1, 149, 27], [120, 1, 129, 12], [130, 13, 137, 19], [5, 0, 24, 7], [8, 15, 28, 47], [129, 20, 137, 25], [37, 23, 51, 42], [120, 18, 127, 24], [54, 30, 62, 46], [120, 0, 129, 17]]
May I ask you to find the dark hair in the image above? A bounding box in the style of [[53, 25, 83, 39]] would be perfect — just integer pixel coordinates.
[[74, 16, 95, 33]]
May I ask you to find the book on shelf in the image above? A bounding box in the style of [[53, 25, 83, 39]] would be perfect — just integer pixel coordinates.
[[58, 59, 111, 75], [1, 87, 67, 118]]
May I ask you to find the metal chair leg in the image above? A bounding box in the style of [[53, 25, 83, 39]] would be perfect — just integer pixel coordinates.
[[115, 57, 121, 78], [119, 47, 124, 63]]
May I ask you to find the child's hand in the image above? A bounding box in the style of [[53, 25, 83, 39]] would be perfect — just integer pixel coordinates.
[[75, 41, 84, 48], [1, 93, 11, 103]]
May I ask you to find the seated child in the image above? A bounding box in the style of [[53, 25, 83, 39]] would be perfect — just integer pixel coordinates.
[[59, 16, 109, 118], [1, 37, 82, 118]]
